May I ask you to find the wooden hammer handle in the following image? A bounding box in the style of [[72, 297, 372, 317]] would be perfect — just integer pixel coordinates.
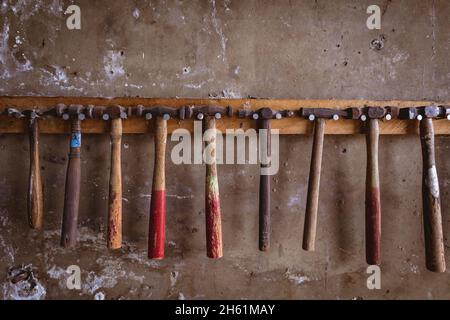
[[259, 118, 271, 251], [148, 117, 167, 259], [61, 119, 81, 247], [28, 118, 44, 229], [303, 118, 325, 251], [107, 118, 123, 249], [420, 119, 446, 272], [204, 117, 223, 259], [365, 119, 381, 265]]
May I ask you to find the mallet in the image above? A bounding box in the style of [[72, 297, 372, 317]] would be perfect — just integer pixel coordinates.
[[300, 108, 346, 251], [143, 106, 180, 260], [7, 108, 44, 229], [401, 106, 446, 272], [186, 105, 233, 258], [57, 103, 86, 247]]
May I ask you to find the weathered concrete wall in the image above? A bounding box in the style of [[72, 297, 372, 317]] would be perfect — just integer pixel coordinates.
[[0, 0, 449, 299]]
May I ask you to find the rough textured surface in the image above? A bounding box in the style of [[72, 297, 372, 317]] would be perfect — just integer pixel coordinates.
[[0, 0, 449, 299]]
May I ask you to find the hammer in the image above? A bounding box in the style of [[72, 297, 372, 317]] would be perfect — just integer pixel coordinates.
[[56, 104, 86, 247], [360, 106, 399, 265], [400, 106, 446, 272], [300, 108, 347, 251], [142, 106, 180, 260], [185, 105, 232, 258], [86, 105, 127, 249], [238, 108, 292, 251], [7, 108, 44, 229]]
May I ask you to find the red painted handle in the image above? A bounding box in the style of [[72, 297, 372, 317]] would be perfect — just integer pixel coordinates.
[[204, 117, 223, 259], [148, 117, 167, 259]]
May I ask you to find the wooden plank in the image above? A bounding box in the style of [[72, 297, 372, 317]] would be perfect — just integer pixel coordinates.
[[0, 96, 448, 135]]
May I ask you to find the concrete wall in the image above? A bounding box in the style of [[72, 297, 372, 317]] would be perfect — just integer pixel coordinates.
[[0, 0, 449, 299]]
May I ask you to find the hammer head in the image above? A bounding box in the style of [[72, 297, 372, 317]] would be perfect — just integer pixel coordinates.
[[148, 106, 180, 120], [59, 104, 85, 120], [301, 108, 347, 120], [185, 105, 233, 120], [106, 105, 127, 120], [366, 106, 386, 119]]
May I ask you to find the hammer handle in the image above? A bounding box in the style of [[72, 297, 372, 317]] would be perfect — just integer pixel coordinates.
[[148, 117, 167, 259], [420, 119, 446, 272], [365, 119, 381, 265], [259, 119, 271, 251], [61, 119, 81, 247], [303, 118, 325, 251], [28, 118, 44, 229], [107, 118, 123, 249], [204, 117, 223, 259]]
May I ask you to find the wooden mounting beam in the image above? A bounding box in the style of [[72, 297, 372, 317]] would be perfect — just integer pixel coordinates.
[[0, 96, 449, 135]]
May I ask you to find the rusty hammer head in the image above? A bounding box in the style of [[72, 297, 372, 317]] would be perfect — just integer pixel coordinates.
[[301, 108, 347, 121], [399, 105, 443, 121], [56, 104, 85, 120], [345, 106, 398, 122], [185, 105, 233, 120], [86, 105, 127, 120], [237, 107, 290, 120]]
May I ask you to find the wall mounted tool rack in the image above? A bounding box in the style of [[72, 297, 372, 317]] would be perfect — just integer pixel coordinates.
[[0, 96, 449, 134], [0, 96, 449, 273]]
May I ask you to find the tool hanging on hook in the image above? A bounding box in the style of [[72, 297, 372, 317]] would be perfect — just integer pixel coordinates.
[[7, 108, 44, 229], [400, 105, 446, 272], [238, 108, 293, 252], [86, 105, 127, 249], [57, 104, 86, 248], [361, 106, 399, 266], [185, 105, 233, 259], [139, 106, 181, 260], [300, 108, 347, 252]]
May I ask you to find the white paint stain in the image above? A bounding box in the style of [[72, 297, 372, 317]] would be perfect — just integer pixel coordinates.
[[287, 195, 300, 207], [133, 8, 140, 19], [2, 265, 46, 300], [104, 50, 125, 80], [427, 165, 440, 198], [285, 270, 320, 285], [210, 0, 228, 62]]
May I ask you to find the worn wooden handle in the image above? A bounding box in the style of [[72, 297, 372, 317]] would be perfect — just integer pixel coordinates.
[[107, 118, 123, 249], [204, 117, 223, 259], [365, 119, 381, 265], [420, 119, 446, 272], [28, 118, 44, 229], [303, 118, 325, 251], [259, 118, 271, 251], [61, 119, 81, 247], [148, 117, 167, 259]]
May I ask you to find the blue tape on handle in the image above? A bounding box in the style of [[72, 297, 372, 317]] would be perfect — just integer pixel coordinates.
[[71, 133, 81, 148]]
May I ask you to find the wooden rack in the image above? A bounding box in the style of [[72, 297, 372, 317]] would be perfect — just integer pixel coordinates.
[[0, 96, 449, 135]]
